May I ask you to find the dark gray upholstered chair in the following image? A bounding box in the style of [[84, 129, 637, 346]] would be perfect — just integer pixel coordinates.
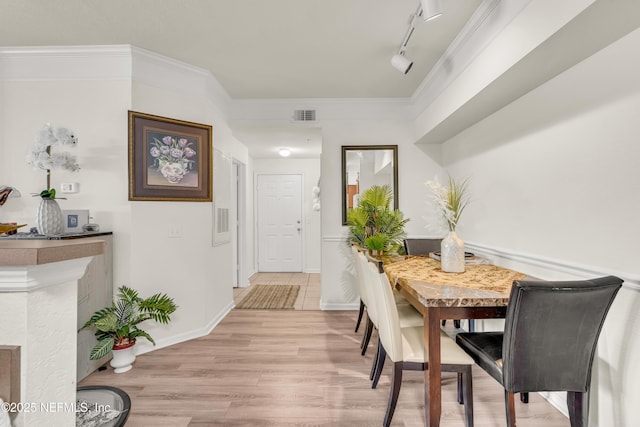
[[403, 238, 465, 329], [403, 238, 441, 256], [456, 276, 622, 427]]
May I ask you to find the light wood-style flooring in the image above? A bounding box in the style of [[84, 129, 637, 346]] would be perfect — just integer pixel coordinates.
[[234, 272, 321, 310], [79, 309, 569, 426]]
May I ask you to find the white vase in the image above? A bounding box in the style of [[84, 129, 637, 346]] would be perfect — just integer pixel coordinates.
[[441, 230, 465, 273], [35, 197, 63, 235], [110, 342, 136, 374]]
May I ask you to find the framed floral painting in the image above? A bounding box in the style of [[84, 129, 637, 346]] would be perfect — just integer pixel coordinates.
[[128, 111, 213, 201]]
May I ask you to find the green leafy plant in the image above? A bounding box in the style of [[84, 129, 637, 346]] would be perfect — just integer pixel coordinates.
[[31, 188, 65, 200], [347, 184, 409, 255], [364, 234, 387, 253], [425, 176, 471, 232], [79, 286, 177, 360]]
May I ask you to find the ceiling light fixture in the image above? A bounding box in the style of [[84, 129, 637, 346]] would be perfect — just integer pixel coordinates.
[[391, 52, 413, 74], [279, 148, 291, 157], [421, 0, 443, 22], [391, 1, 443, 74]]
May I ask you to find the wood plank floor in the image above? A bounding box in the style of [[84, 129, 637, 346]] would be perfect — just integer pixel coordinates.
[[79, 310, 569, 426]]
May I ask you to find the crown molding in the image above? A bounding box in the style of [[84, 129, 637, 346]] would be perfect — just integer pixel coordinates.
[[0, 44, 233, 117], [228, 97, 414, 126], [409, 0, 530, 116], [130, 46, 231, 115], [0, 45, 132, 81]]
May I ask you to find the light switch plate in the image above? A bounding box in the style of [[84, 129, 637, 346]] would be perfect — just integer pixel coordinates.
[[60, 182, 79, 193]]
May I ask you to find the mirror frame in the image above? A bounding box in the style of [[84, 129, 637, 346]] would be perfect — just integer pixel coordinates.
[[341, 145, 398, 225]]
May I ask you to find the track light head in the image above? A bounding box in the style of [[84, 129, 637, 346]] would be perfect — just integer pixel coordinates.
[[391, 53, 413, 74], [421, 0, 443, 21]]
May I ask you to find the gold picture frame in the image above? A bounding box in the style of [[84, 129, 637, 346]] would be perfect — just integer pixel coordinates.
[[128, 111, 212, 201]]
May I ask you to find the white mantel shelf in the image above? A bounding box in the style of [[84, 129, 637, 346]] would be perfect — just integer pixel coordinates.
[[0, 238, 105, 427]]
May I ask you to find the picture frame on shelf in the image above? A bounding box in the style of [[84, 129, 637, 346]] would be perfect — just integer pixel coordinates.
[[128, 111, 213, 202], [62, 209, 90, 233]]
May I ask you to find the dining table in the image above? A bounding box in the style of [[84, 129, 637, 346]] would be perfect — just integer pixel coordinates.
[[376, 254, 527, 427]]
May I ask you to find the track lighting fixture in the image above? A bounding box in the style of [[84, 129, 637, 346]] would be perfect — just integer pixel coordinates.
[[391, 0, 443, 74], [421, 0, 443, 22], [391, 52, 413, 74]]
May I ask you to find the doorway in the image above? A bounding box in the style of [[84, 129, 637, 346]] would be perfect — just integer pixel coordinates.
[[256, 174, 303, 272], [232, 160, 247, 288]]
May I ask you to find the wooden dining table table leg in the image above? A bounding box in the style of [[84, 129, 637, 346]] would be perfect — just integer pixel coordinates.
[[424, 306, 442, 427]]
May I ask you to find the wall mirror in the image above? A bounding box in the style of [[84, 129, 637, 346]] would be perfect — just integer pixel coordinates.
[[341, 145, 398, 225]]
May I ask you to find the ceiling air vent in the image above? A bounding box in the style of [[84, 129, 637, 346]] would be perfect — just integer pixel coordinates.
[[293, 109, 317, 122]]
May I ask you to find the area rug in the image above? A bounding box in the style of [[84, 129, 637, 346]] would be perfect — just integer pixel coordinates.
[[236, 284, 300, 309]]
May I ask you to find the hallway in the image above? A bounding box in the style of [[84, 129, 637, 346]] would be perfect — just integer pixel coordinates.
[[233, 272, 321, 310]]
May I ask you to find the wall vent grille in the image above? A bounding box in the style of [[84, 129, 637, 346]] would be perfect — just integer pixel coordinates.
[[216, 208, 229, 233], [293, 109, 317, 122]]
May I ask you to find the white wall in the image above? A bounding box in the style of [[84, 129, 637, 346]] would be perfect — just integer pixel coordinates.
[[439, 28, 640, 427], [0, 46, 248, 358], [252, 158, 321, 273], [317, 10, 640, 426], [319, 120, 445, 309]]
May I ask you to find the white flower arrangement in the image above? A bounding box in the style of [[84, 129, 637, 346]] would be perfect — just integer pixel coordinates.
[[425, 175, 470, 232], [26, 123, 79, 194]]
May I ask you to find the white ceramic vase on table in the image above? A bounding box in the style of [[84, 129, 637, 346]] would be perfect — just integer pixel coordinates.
[[35, 197, 63, 235], [441, 230, 465, 273]]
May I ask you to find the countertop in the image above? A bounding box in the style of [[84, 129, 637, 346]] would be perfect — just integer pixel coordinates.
[[0, 231, 112, 240]]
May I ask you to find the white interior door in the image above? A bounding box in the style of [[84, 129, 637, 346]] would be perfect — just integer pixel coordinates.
[[257, 174, 303, 272]]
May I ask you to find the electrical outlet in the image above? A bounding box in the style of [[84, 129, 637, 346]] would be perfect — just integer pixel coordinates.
[[60, 182, 79, 193], [168, 225, 182, 238]]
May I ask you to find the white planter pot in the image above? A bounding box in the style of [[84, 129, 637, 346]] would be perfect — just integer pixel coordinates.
[[35, 197, 63, 235], [441, 230, 465, 273], [110, 343, 136, 374]]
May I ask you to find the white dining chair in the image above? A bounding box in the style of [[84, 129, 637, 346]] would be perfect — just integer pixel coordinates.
[[365, 260, 475, 427]]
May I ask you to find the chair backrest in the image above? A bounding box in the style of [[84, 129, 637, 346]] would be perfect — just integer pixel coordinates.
[[404, 238, 441, 256], [365, 260, 404, 362], [354, 250, 377, 325], [502, 276, 623, 394], [351, 245, 368, 306]]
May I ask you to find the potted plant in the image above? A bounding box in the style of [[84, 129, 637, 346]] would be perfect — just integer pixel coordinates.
[[346, 184, 409, 255], [26, 123, 80, 235], [79, 286, 177, 373], [425, 175, 471, 272]]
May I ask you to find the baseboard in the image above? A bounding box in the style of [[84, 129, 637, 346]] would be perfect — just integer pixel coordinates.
[[539, 391, 569, 419], [305, 268, 321, 274], [134, 300, 235, 356], [320, 299, 359, 311]]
